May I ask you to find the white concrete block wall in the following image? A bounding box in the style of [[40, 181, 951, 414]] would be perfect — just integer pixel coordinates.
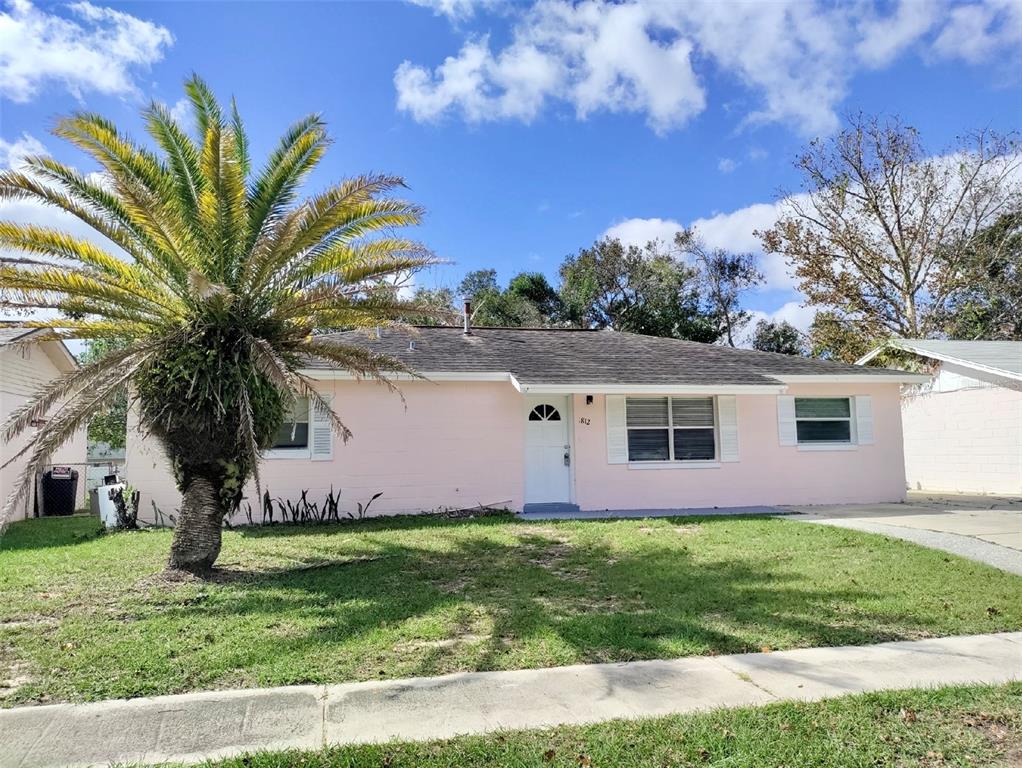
[[902, 378, 1022, 495]]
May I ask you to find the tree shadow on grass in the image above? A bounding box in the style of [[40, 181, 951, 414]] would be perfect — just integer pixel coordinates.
[[142, 516, 975, 689], [0, 514, 105, 553]]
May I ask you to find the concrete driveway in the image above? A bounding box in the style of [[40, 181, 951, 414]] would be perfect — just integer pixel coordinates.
[[787, 492, 1022, 575]]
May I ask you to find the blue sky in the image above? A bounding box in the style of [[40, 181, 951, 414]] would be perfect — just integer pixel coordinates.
[[1, 0, 1020, 337]]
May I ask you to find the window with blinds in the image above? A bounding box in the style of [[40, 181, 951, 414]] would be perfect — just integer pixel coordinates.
[[794, 397, 852, 443], [625, 396, 717, 462]]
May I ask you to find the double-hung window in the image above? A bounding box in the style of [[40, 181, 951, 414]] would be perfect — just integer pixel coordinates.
[[625, 397, 717, 462], [794, 397, 853, 444], [268, 398, 310, 454]]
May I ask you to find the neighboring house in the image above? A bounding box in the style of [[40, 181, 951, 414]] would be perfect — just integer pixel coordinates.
[[0, 328, 88, 519], [86, 441, 126, 494], [858, 339, 1022, 496], [126, 325, 926, 521]]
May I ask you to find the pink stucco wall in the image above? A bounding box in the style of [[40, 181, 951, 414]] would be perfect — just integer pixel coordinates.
[[125, 380, 525, 523], [572, 384, 907, 509], [124, 380, 907, 522]]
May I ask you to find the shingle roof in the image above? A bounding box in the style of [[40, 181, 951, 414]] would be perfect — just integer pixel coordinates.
[[873, 339, 1022, 380], [0, 327, 37, 345], [311, 326, 914, 387]]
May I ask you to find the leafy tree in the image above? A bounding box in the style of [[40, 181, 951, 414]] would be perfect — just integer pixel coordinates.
[[940, 211, 1022, 340], [402, 286, 456, 326], [808, 311, 876, 362], [456, 269, 499, 301], [0, 76, 434, 573], [559, 237, 718, 341], [78, 338, 130, 449], [675, 231, 763, 347], [751, 320, 806, 356], [457, 269, 561, 327], [761, 114, 1020, 361], [507, 272, 564, 320]]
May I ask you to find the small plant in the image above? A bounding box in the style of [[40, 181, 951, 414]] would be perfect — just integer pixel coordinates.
[[108, 485, 140, 530], [352, 492, 383, 521]]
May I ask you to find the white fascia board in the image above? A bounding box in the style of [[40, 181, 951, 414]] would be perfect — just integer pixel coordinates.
[[774, 373, 931, 384], [299, 369, 512, 383], [513, 383, 788, 395]]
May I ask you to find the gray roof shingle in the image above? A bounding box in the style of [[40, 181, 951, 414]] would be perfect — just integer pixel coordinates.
[[879, 339, 1022, 379], [0, 327, 37, 345], [311, 326, 912, 386]]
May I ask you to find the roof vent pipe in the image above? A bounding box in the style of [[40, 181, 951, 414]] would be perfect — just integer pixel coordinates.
[[463, 300, 472, 335]]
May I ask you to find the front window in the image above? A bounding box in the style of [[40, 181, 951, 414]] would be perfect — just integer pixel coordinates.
[[626, 397, 716, 462], [795, 397, 852, 444], [270, 398, 310, 450]]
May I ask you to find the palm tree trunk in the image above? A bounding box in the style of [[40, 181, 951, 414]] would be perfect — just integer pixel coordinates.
[[167, 476, 223, 574]]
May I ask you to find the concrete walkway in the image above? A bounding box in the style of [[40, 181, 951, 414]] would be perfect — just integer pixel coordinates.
[[2, 632, 1020, 768], [789, 494, 1022, 575]]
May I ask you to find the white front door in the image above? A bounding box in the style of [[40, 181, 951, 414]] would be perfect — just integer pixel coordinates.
[[525, 396, 572, 504]]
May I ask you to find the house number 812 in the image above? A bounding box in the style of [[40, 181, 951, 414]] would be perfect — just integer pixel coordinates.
[[579, 417, 591, 426]]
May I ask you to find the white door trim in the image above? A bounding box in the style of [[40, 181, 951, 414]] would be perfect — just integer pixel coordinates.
[[523, 395, 574, 505]]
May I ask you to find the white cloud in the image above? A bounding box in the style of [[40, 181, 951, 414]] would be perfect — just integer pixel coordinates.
[[603, 216, 683, 248], [168, 97, 191, 125], [855, 0, 940, 68], [0, 0, 173, 103], [748, 301, 817, 333], [396, 0, 1022, 135], [407, 0, 502, 20], [603, 199, 804, 294], [717, 158, 738, 174], [396, 1, 704, 135], [0, 132, 46, 169], [932, 0, 1022, 65]]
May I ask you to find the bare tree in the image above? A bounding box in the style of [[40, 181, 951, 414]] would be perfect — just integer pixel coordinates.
[[760, 114, 1020, 359]]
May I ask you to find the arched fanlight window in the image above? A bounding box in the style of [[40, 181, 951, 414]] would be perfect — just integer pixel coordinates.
[[528, 404, 562, 421]]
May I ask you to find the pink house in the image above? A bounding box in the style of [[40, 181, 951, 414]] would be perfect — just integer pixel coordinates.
[[125, 326, 927, 521]]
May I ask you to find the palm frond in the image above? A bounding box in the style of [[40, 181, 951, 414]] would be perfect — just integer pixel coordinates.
[[184, 74, 223, 144], [144, 101, 204, 226], [245, 115, 328, 253]]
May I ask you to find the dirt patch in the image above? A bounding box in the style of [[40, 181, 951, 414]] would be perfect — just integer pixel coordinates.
[[963, 711, 1022, 766], [674, 524, 701, 536], [0, 615, 59, 630], [395, 633, 492, 652], [517, 528, 574, 570], [0, 661, 34, 699]]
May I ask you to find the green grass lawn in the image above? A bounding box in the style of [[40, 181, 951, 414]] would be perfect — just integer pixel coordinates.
[[174, 684, 1022, 768], [1, 513, 1020, 706]]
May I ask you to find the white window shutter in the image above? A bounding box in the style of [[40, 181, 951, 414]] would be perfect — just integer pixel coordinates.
[[717, 395, 739, 462], [310, 395, 334, 461], [606, 395, 628, 464], [855, 395, 874, 445], [777, 395, 797, 446]]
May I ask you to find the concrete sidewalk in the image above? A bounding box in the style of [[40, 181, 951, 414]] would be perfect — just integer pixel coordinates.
[[2, 632, 1020, 768]]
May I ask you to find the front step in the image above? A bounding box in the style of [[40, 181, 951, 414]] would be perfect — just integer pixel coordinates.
[[520, 502, 581, 519]]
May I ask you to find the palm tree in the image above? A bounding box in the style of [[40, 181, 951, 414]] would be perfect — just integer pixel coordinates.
[[0, 76, 437, 573]]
